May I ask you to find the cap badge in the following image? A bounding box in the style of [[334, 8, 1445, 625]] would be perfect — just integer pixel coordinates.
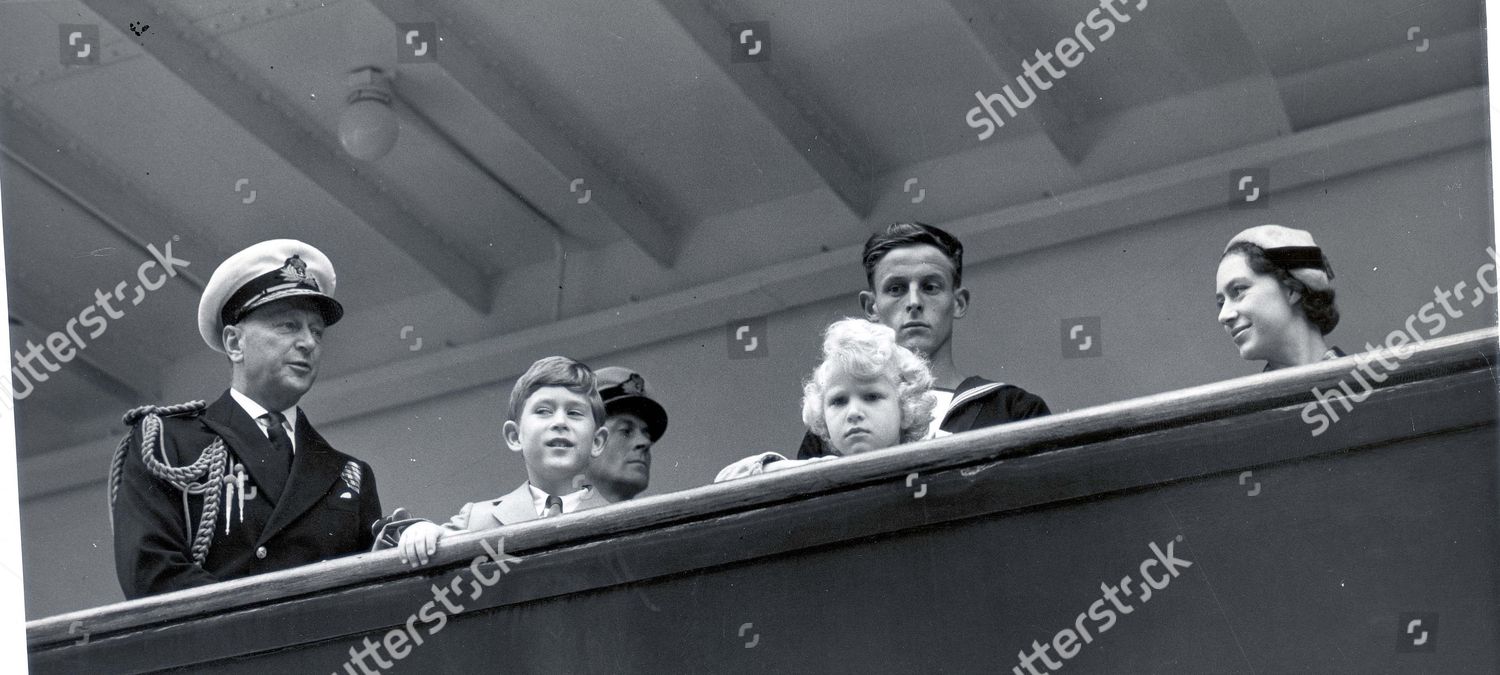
[[278, 255, 319, 291], [622, 373, 645, 396]]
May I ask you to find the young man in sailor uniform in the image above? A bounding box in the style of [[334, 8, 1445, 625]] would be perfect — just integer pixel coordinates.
[[797, 222, 1051, 459], [110, 239, 383, 599]]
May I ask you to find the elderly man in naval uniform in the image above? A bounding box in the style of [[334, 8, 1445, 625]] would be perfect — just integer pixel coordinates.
[[111, 239, 382, 599]]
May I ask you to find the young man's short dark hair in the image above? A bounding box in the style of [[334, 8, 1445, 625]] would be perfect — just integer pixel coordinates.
[[797, 221, 1051, 460], [862, 222, 965, 289]]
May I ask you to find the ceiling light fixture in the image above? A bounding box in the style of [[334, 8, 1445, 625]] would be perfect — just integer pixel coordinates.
[[338, 66, 398, 161]]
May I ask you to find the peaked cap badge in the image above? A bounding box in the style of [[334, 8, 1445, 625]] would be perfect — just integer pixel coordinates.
[[278, 255, 319, 290]]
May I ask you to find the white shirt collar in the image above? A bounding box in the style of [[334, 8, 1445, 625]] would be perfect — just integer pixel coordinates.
[[926, 389, 956, 439], [229, 388, 298, 451], [526, 482, 591, 517]]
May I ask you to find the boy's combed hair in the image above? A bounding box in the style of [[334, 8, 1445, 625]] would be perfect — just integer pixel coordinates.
[[861, 222, 965, 288], [801, 318, 936, 447], [508, 356, 607, 425]]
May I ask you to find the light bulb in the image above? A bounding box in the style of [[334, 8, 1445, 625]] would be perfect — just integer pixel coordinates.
[[339, 67, 398, 161]]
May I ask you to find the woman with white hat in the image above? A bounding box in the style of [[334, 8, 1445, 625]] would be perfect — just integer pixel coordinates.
[[1215, 225, 1344, 371]]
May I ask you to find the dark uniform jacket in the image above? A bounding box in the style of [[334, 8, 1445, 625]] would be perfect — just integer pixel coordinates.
[[112, 390, 382, 599], [796, 376, 1051, 459]]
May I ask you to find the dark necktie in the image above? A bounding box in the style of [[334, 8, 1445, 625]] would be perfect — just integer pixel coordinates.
[[544, 495, 563, 518], [262, 408, 294, 471]]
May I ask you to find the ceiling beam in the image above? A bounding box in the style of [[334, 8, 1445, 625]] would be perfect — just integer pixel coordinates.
[[939, 0, 1098, 165], [367, 0, 684, 267], [6, 311, 156, 407], [76, 0, 493, 313], [1275, 27, 1486, 130], [655, 0, 875, 217], [942, 0, 1294, 169], [0, 91, 211, 291]]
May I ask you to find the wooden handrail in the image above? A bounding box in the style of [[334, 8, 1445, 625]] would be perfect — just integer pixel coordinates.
[[26, 326, 1499, 651]]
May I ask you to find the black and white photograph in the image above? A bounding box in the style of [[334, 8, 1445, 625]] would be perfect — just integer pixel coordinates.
[[2, 0, 1498, 672]]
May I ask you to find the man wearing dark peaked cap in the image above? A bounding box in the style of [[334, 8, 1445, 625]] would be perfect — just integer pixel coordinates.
[[583, 367, 668, 502], [111, 239, 382, 599]]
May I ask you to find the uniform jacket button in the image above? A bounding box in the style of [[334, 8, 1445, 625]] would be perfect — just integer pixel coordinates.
[[255, 546, 267, 560]]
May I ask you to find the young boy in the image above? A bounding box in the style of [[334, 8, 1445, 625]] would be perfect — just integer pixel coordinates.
[[716, 319, 936, 481], [398, 356, 611, 567]]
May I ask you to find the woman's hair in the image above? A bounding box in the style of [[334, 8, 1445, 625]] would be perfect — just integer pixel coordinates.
[[1222, 242, 1340, 335], [801, 319, 936, 448]]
